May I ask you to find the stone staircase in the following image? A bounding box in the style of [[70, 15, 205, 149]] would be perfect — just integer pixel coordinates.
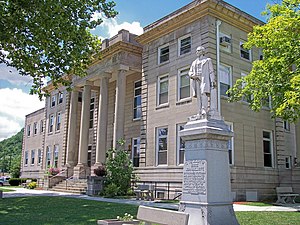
[[51, 178, 87, 194]]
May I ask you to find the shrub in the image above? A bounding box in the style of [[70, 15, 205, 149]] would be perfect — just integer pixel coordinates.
[[102, 183, 120, 198], [103, 139, 136, 197], [27, 182, 37, 189], [94, 165, 107, 177], [9, 178, 21, 186]]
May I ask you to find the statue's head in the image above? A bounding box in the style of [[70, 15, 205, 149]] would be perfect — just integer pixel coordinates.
[[196, 46, 206, 56]]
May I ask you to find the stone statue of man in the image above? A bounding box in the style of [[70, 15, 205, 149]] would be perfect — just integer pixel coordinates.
[[189, 46, 217, 117]]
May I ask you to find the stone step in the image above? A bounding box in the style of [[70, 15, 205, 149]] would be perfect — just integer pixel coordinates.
[[51, 188, 86, 194], [55, 183, 87, 188]]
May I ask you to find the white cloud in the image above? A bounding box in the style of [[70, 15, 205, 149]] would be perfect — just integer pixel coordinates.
[[92, 13, 143, 38], [0, 88, 44, 141], [0, 63, 32, 87]]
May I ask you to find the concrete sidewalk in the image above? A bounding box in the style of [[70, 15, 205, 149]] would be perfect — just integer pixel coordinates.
[[2, 187, 300, 212]]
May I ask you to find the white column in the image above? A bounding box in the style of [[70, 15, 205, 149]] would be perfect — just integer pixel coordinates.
[[77, 82, 92, 166], [66, 89, 79, 167], [113, 70, 127, 149], [95, 76, 109, 165]]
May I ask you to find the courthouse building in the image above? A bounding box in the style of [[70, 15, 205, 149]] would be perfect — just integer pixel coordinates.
[[21, 0, 300, 201]]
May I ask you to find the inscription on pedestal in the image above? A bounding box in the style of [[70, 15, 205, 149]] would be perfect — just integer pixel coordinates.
[[183, 160, 207, 195]]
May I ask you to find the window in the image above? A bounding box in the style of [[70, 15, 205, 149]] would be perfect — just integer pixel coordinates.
[[27, 124, 31, 137], [33, 122, 37, 135], [58, 92, 63, 104], [56, 112, 61, 131], [40, 120, 44, 133], [157, 75, 169, 106], [46, 146, 51, 167], [87, 145, 92, 167], [177, 124, 185, 165], [31, 150, 35, 165], [51, 95, 56, 107], [89, 97, 95, 128], [178, 68, 190, 101], [178, 35, 191, 56], [263, 131, 273, 167], [284, 121, 290, 131], [240, 41, 251, 61], [132, 138, 140, 167], [219, 64, 231, 97], [285, 156, 292, 169], [241, 72, 252, 102], [226, 122, 234, 165], [259, 49, 263, 60], [53, 145, 59, 168], [133, 80, 142, 120], [156, 127, 168, 165], [38, 149, 42, 165], [49, 114, 54, 133], [158, 44, 169, 64], [262, 96, 271, 109], [24, 151, 28, 165], [219, 33, 232, 53], [78, 92, 83, 102]]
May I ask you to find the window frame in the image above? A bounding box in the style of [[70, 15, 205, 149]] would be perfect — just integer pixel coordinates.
[[49, 114, 54, 133], [58, 92, 63, 104], [283, 121, 290, 132], [263, 130, 274, 168], [219, 64, 232, 97], [31, 149, 35, 165], [40, 120, 44, 133], [132, 137, 141, 167], [176, 124, 185, 165], [225, 122, 234, 165], [133, 80, 142, 120], [46, 146, 51, 167], [89, 97, 95, 128], [156, 127, 168, 166], [158, 44, 169, 64], [38, 149, 42, 165], [157, 74, 169, 106], [177, 67, 191, 102], [240, 40, 252, 61], [24, 150, 28, 166], [51, 95, 56, 108], [56, 112, 61, 131], [219, 32, 232, 53], [27, 124, 31, 137], [178, 35, 191, 56], [53, 145, 59, 168]]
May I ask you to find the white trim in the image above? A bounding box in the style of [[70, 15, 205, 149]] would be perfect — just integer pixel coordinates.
[[263, 130, 274, 168], [158, 44, 169, 64], [156, 127, 168, 166], [133, 80, 142, 120], [225, 121, 234, 165], [240, 40, 252, 61], [177, 67, 191, 102], [157, 74, 169, 106], [219, 63, 232, 97], [178, 34, 191, 56], [176, 124, 185, 165]]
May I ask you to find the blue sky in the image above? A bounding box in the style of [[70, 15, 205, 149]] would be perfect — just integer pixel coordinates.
[[0, 0, 274, 141]]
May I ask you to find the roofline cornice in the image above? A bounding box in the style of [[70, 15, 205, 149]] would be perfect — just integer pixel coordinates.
[[136, 0, 264, 45]]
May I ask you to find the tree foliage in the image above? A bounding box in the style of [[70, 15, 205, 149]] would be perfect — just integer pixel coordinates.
[[0, 0, 117, 99], [0, 129, 23, 177], [228, 0, 300, 122]]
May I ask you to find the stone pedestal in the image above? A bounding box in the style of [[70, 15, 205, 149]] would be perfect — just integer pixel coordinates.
[[73, 164, 89, 179], [87, 176, 106, 196], [179, 118, 239, 225]]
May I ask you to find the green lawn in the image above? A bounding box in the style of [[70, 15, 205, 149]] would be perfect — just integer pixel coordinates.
[[0, 197, 299, 225]]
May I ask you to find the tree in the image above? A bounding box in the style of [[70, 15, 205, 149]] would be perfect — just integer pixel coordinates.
[[0, 0, 117, 99], [228, 0, 300, 122]]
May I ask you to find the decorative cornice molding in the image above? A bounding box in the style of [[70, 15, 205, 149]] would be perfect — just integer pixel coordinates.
[[136, 0, 264, 45]]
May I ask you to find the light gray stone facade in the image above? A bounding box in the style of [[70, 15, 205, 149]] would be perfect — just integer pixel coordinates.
[[21, 0, 300, 201]]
